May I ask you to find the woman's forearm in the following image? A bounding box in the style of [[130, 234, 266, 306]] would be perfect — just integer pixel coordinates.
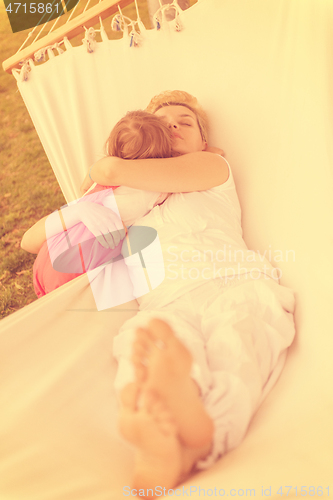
[[88, 157, 120, 187], [90, 152, 229, 193]]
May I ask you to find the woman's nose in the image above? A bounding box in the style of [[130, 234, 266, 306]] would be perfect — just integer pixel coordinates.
[[168, 121, 178, 129]]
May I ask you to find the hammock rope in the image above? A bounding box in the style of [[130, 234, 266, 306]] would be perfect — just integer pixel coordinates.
[[3, 0, 134, 73], [153, 0, 184, 31], [12, 0, 185, 81]]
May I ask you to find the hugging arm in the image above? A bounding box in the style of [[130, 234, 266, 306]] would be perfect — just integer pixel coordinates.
[[21, 187, 165, 255], [81, 151, 229, 195], [21, 202, 124, 254]]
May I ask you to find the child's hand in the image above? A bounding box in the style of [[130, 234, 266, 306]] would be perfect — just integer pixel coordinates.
[[205, 146, 225, 157], [70, 202, 125, 249]]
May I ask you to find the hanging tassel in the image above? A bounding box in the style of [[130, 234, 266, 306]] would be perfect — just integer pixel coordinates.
[[154, 14, 162, 30], [129, 29, 143, 48], [100, 17, 109, 42], [174, 14, 183, 32], [19, 60, 31, 82], [153, 1, 185, 32], [137, 19, 147, 35], [173, 1, 184, 31], [35, 42, 65, 64], [111, 14, 123, 32], [34, 48, 47, 62], [112, 8, 144, 48], [47, 48, 55, 59], [63, 37, 73, 51], [83, 27, 97, 53], [53, 42, 64, 56]]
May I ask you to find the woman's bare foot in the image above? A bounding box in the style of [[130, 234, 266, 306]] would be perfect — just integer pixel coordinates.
[[118, 383, 183, 495], [132, 318, 214, 448]]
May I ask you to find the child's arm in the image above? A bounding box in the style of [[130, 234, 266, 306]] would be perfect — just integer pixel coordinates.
[[21, 202, 124, 254], [81, 151, 228, 195], [21, 215, 49, 254]]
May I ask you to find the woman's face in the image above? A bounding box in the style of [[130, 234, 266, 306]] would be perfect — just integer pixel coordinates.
[[155, 105, 206, 156]]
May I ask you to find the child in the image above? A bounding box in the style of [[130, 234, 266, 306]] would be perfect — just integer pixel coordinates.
[[21, 111, 172, 297]]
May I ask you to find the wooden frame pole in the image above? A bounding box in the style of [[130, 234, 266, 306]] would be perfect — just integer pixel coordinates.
[[3, 0, 133, 73]]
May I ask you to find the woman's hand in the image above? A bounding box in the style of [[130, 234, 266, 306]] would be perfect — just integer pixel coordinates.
[[80, 171, 94, 196], [70, 202, 125, 249], [80, 157, 121, 195]]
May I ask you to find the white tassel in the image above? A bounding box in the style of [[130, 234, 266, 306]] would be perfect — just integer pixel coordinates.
[[19, 60, 31, 82], [83, 27, 97, 53], [63, 37, 73, 50]]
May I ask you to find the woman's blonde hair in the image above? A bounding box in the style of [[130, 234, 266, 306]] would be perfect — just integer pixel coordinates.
[[146, 90, 209, 142], [105, 110, 172, 159]]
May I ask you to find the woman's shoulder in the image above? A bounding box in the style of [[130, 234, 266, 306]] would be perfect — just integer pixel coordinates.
[[208, 158, 235, 192]]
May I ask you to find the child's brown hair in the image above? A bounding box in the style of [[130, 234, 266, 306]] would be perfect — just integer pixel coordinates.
[[105, 110, 172, 160]]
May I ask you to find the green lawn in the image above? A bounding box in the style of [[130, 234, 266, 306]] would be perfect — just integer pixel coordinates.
[[0, 0, 197, 319], [0, 2, 67, 318]]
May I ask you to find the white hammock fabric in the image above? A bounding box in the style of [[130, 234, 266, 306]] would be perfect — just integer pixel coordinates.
[[1, 0, 333, 498]]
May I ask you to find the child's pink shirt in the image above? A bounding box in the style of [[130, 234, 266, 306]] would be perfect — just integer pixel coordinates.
[[33, 185, 119, 297]]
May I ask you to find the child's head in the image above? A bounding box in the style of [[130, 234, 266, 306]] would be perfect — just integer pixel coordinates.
[[105, 110, 172, 159]]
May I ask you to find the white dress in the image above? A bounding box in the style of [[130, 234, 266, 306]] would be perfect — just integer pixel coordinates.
[[113, 163, 296, 469]]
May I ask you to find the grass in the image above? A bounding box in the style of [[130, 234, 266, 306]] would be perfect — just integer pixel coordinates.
[[0, 2, 67, 318], [0, 0, 197, 319]]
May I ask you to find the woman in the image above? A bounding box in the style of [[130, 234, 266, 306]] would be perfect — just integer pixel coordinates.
[[81, 91, 296, 494]]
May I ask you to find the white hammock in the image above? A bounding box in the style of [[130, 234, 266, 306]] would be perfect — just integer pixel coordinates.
[[1, 0, 333, 498]]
